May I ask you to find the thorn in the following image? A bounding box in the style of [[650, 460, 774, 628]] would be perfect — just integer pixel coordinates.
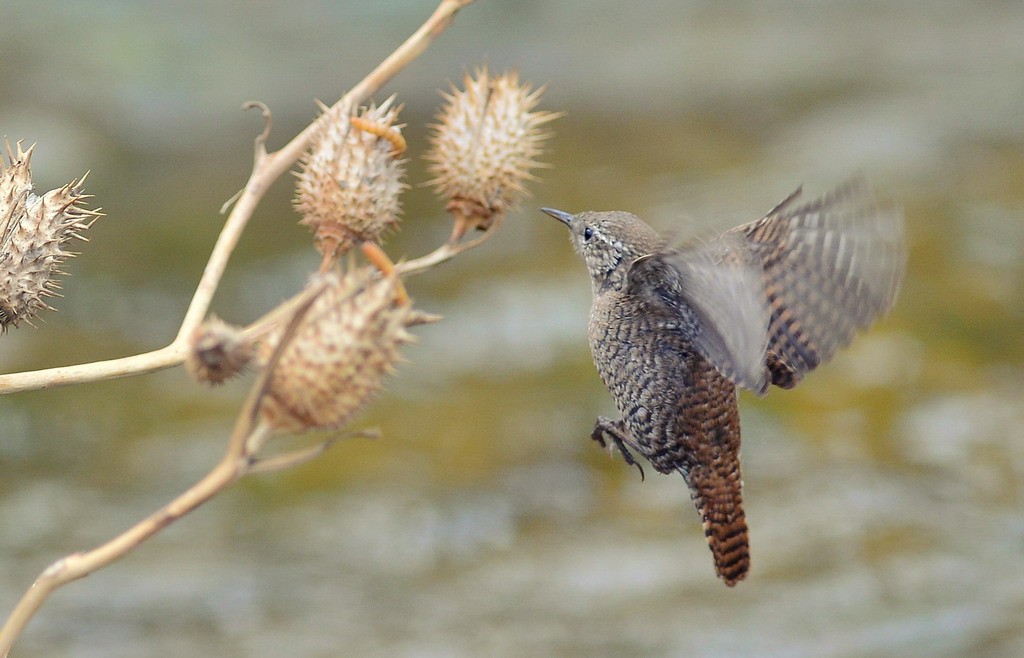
[[407, 310, 442, 326]]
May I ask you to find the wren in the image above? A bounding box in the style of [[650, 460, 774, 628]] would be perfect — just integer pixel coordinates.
[[542, 181, 905, 586]]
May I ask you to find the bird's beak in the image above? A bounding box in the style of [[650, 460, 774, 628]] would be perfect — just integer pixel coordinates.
[[541, 207, 574, 227]]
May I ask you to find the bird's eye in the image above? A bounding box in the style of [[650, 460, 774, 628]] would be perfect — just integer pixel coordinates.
[[583, 227, 594, 241]]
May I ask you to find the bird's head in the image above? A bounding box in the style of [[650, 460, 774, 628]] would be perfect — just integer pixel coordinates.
[[541, 208, 661, 290]]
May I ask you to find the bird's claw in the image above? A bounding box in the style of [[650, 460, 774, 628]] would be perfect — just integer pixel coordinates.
[[591, 418, 646, 482]]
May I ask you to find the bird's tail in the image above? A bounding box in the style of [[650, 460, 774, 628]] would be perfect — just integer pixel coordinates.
[[691, 471, 750, 586], [676, 363, 751, 586]]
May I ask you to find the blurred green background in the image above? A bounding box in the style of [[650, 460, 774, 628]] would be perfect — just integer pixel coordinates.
[[2, 1, 1023, 656]]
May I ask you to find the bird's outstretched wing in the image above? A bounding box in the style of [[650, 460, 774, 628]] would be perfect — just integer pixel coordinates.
[[626, 180, 905, 393], [626, 232, 771, 394], [730, 179, 906, 388]]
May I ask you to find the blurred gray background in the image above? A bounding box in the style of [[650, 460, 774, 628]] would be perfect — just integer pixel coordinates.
[[2, 1, 1023, 656]]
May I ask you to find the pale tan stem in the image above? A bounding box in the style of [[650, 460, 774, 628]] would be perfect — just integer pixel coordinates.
[[0, 0, 478, 396], [0, 2, 481, 646], [249, 429, 379, 474], [0, 437, 249, 657], [397, 212, 504, 276], [239, 276, 333, 343], [0, 269, 324, 655], [0, 345, 184, 395], [0, 422, 278, 657], [174, 0, 478, 340]]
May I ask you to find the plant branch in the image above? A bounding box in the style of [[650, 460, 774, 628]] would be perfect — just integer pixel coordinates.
[[249, 429, 379, 474], [0, 435, 247, 657], [173, 0, 478, 342], [0, 0, 478, 396], [0, 0, 483, 643], [0, 345, 184, 395], [0, 268, 328, 656], [398, 212, 505, 276]]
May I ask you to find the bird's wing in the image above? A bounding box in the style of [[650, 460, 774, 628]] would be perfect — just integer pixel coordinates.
[[730, 179, 906, 388], [626, 232, 771, 394]]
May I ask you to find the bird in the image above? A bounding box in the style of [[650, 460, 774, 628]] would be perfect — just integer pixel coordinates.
[[541, 180, 905, 586]]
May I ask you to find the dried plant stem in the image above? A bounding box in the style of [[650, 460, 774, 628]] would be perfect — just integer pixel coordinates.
[[398, 211, 505, 276], [0, 419, 268, 657], [249, 429, 379, 474], [0, 447, 243, 657], [361, 243, 410, 304], [0, 0, 477, 397], [0, 273, 328, 657], [177, 0, 476, 338], [0, 345, 185, 395]]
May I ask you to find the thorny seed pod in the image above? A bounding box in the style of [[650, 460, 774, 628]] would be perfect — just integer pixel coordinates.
[[294, 98, 406, 265], [426, 67, 558, 241], [186, 317, 253, 385], [258, 267, 424, 434], [0, 141, 101, 330]]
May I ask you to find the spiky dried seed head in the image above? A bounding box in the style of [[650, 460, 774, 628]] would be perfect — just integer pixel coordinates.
[[294, 97, 407, 263], [426, 66, 558, 239], [259, 268, 419, 434], [186, 317, 253, 385], [0, 140, 101, 330]]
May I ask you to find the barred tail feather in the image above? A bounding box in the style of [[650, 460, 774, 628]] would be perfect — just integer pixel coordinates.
[[694, 481, 750, 586]]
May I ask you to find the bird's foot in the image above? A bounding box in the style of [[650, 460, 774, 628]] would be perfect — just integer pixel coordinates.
[[591, 416, 645, 482]]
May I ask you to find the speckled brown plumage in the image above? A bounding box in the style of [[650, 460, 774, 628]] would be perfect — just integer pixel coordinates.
[[542, 181, 904, 586]]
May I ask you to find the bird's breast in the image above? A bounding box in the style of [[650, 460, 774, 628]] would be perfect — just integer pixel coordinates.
[[588, 292, 695, 408]]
